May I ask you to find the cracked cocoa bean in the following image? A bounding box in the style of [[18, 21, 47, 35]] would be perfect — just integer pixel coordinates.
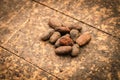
[[55, 46, 72, 55], [49, 32, 61, 44], [41, 29, 55, 41], [55, 34, 70, 47], [71, 44, 80, 57], [48, 18, 61, 29], [76, 32, 91, 46], [59, 36, 74, 46], [70, 29, 79, 42]]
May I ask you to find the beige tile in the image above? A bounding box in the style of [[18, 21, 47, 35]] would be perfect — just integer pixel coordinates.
[[2, 2, 120, 80]]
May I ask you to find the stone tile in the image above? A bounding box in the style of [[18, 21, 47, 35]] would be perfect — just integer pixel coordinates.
[[34, 0, 100, 20], [0, 0, 32, 44], [83, 0, 120, 38], [0, 47, 58, 80], [2, 3, 120, 80], [0, 0, 27, 23], [34, 0, 120, 39]]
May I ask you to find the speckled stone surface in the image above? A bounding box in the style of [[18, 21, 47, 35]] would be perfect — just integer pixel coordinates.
[[0, 48, 58, 80], [0, 0, 120, 80], [83, 0, 120, 39], [1, 1, 120, 80], [34, 0, 120, 39], [0, 0, 32, 44]]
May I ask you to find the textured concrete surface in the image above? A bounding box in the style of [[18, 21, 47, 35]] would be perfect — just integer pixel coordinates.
[[35, 0, 120, 39], [0, 48, 58, 80], [0, 0, 120, 80]]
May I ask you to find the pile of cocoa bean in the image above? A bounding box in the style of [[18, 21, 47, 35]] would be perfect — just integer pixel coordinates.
[[41, 18, 91, 57]]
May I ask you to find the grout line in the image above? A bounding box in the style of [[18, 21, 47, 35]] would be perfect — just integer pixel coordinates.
[[32, 0, 120, 40], [0, 45, 61, 80]]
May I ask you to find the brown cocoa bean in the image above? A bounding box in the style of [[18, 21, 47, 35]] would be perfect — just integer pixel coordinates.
[[63, 34, 70, 37], [41, 29, 55, 41], [55, 46, 72, 55], [55, 34, 70, 47], [71, 44, 80, 57], [55, 38, 60, 47], [59, 36, 74, 46], [70, 29, 79, 41], [76, 32, 91, 46], [62, 23, 72, 28], [49, 32, 61, 43], [55, 26, 70, 34], [68, 23, 82, 31], [48, 18, 61, 29]]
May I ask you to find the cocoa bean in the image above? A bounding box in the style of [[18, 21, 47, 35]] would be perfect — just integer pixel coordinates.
[[54, 34, 71, 47], [68, 23, 82, 31], [48, 18, 61, 29], [76, 32, 91, 46], [64, 34, 70, 37], [55, 26, 70, 34], [59, 36, 74, 46], [54, 38, 60, 47], [62, 23, 72, 29], [71, 44, 80, 57], [49, 32, 61, 43], [41, 29, 55, 41], [70, 29, 79, 41], [55, 46, 72, 55]]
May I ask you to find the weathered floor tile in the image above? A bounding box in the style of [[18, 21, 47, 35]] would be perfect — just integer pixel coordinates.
[[34, 0, 100, 20], [34, 0, 120, 39], [0, 0, 27, 24], [0, 47, 59, 80], [2, 2, 120, 80], [83, 0, 120, 38], [0, 0, 32, 44]]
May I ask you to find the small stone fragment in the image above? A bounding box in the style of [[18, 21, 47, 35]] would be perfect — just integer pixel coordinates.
[[41, 29, 55, 41], [49, 32, 61, 43], [55, 26, 70, 34], [48, 18, 61, 29], [59, 36, 74, 46], [68, 23, 82, 31], [55, 46, 72, 55], [76, 32, 91, 46], [70, 29, 80, 41], [71, 44, 80, 57], [54, 34, 70, 47]]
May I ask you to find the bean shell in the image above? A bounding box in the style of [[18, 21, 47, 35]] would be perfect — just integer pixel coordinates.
[[41, 29, 55, 41], [71, 44, 80, 57], [49, 32, 61, 43], [48, 18, 61, 29], [76, 32, 91, 46], [55, 46, 72, 55]]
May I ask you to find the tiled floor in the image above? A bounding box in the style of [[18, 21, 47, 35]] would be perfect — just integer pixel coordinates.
[[0, 0, 120, 80]]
